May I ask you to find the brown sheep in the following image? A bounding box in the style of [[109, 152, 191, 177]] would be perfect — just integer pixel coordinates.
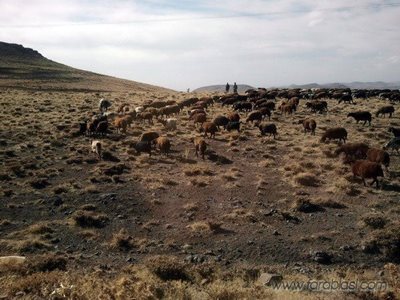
[[366, 148, 390, 169], [117, 103, 130, 113], [194, 137, 207, 159], [138, 112, 154, 124], [298, 119, 316, 135], [200, 122, 218, 138], [189, 109, 206, 118], [334, 143, 369, 160], [140, 131, 160, 143], [259, 107, 271, 120], [246, 111, 263, 123], [352, 160, 384, 188], [154, 137, 171, 155], [213, 116, 229, 129], [280, 104, 293, 115], [255, 122, 277, 139], [191, 113, 207, 127], [227, 112, 240, 122], [113, 115, 132, 133], [320, 127, 347, 143]]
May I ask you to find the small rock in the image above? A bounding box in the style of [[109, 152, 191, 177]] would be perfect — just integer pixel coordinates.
[[257, 273, 283, 286], [312, 251, 332, 264]]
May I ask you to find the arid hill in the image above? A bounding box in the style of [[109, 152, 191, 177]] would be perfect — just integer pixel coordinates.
[[0, 41, 172, 93]]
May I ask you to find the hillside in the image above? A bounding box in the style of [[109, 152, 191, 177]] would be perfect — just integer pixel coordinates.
[[0, 42, 172, 93], [193, 84, 254, 93]]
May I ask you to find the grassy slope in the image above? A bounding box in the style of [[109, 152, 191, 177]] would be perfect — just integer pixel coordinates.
[[0, 42, 172, 93]]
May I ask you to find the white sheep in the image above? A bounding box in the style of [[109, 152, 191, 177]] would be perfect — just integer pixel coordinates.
[[158, 118, 177, 130], [91, 140, 102, 160], [135, 106, 144, 114]]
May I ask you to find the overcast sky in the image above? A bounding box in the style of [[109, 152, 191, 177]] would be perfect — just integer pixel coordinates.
[[0, 0, 399, 90]]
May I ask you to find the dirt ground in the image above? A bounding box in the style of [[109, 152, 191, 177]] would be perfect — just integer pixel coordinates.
[[0, 87, 399, 299]]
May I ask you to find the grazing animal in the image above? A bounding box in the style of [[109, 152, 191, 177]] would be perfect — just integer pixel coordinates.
[[280, 104, 293, 115], [226, 121, 241, 132], [117, 103, 130, 113], [200, 122, 218, 139], [94, 121, 108, 136], [338, 94, 354, 104], [320, 127, 347, 143], [259, 107, 271, 120], [246, 111, 263, 123], [388, 127, 400, 138], [140, 131, 160, 143], [376, 105, 395, 118], [256, 122, 277, 139], [138, 112, 153, 124], [99, 99, 111, 112], [305, 101, 327, 113], [233, 102, 252, 112], [134, 106, 144, 114], [347, 111, 372, 126], [194, 137, 207, 159], [298, 119, 317, 135], [227, 112, 240, 122], [113, 115, 132, 133], [91, 140, 102, 160], [191, 113, 207, 127], [154, 137, 171, 155], [79, 121, 87, 135], [213, 116, 230, 129], [157, 118, 177, 130], [334, 143, 369, 160], [383, 137, 400, 154], [131, 141, 152, 156], [351, 160, 384, 188], [189, 109, 206, 118], [367, 148, 390, 169]]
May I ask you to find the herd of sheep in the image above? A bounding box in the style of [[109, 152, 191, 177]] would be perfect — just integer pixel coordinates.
[[78, 87, 400, 190]]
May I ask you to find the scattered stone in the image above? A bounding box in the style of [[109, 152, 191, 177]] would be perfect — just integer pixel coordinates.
[[257, 273, 283, 286]]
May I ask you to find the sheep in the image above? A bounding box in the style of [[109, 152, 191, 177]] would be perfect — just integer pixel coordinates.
[[334, 143, 369, 160], [288, 97, 299, 111], [140, 131, 160, 143], [154, 137, 171, 155], [338, 94, 354, 104], [159, 105, 180, 118], [117, 103, 130, 113], [91, 140, 102, 160], [227, 112, 240, 122], [320, 127, 347, 143], [280, 104, 293, 115], [157, 118, 177, 131], [259, 107, 271, 120], [347, 111, 372, 126], [376, 105, 395, 118], [256, 122, 277, 139], [194, 137, 207, 159], [213, 116, 230, 129], [99, 98, 112, 112], [134, 106, 144, 114], [131, 141, 152, 156], [94, 121, 108, 136], [191, 113, 207, 127], [388, 127, 400, 138], [189, 109, 206, 118], [246, 111, 263, 123], [226, 121, 241, 132], [383, 137, 400, 154], [79, 121, 87, 135], [298, 119, 317, 135], [233, 102, 252, 112], [113, 115, 132, 133], [86, 115, 108, 136], [367, 148, 390, 170], [138, 112, 154, 124], [305, 101, 327, 113], [351, 160, 384, 188], [200, 122, 218, 139]]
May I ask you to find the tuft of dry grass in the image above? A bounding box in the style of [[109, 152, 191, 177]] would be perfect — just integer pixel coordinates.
[[294, 173, 321, 187]]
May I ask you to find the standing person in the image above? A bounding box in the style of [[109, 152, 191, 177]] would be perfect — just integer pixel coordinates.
[[225, 82, 230, 93], [233, 82, 238, 94]]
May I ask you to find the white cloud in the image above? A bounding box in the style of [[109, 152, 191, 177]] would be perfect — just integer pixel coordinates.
[[0, 0, 399, 90]]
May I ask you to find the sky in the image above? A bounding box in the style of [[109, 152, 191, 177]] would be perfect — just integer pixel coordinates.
[[0, 0, 399, 91]]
